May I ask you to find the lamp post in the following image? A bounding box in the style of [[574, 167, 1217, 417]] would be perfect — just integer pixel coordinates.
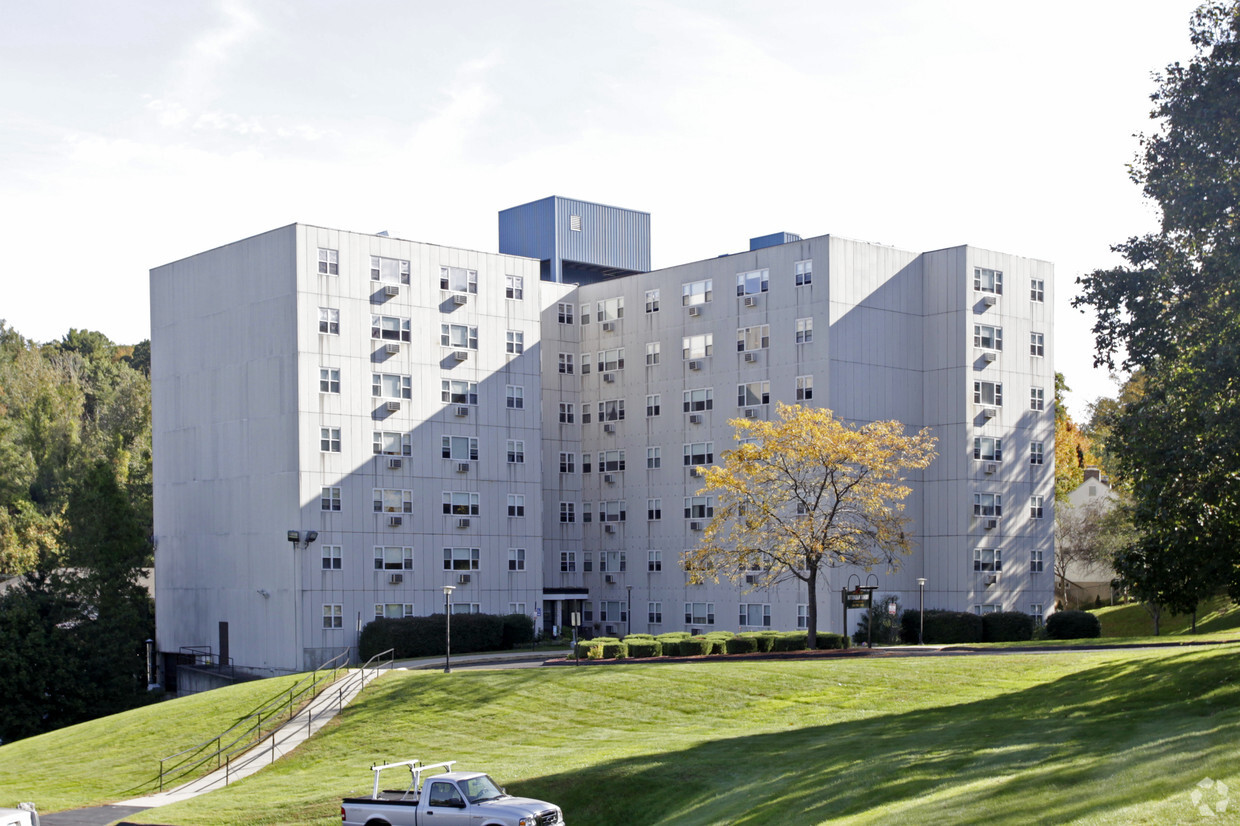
[[626, 585, 632, 637], [916, 578, 927, 645], [443, 585, 456, 673]]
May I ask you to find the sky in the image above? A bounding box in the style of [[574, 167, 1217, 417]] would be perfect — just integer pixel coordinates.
[[0, 0, 1205, 418]]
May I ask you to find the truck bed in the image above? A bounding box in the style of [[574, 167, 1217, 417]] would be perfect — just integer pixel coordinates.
[[341, 790, 421, 805]]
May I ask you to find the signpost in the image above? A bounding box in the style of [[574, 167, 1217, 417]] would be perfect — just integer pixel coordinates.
[[842, 574, 881, 647]]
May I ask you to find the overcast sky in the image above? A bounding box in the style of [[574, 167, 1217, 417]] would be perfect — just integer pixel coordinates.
[[0, 0, 1204, 416]]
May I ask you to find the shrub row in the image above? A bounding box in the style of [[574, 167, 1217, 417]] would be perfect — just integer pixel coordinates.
[[572, 630, 849, 660], [359, 612, 534, 660], [1046, 610, 1101, 639]]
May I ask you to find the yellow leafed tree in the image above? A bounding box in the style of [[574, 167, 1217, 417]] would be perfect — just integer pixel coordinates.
[[688, 403, 937, 647]]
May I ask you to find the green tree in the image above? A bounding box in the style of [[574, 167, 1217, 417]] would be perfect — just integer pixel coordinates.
[[1073, 1, 1240, 602], [1054, 373, 1096, 502]]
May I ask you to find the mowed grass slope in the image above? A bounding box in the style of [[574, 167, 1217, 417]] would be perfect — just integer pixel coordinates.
[[124, 646, 1240, 826], [0, 673, 309, 812], [1095, 595, 1240, 638]]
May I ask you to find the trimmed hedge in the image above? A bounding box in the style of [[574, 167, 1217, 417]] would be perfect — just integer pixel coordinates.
[[1046, 610, 1102, 640], [501, 613, 535, 648], [725, 636, 759, 654], [680, 636, 712, 656], [982, 611, 1035, 642], [360, 613, 510, 660], [899, 610, 984, 644], [740, 632, 778, 653], [772, 632, 808, 652], [626, 639, 662, 658], [601, 640, 629, 659], [814, 632, 850, 650]]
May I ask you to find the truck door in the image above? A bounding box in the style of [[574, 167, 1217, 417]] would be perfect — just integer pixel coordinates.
[[425, 780, 471, 825]]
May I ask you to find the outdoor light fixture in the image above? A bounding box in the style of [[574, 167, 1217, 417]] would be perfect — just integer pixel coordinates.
[[304, 530, 318, 545], [287, 530, 300, 544], [443, 585, 456, 673], [288, 530, 318, 548], [916, 578, 927, 645], [257, 588, 271, 598]]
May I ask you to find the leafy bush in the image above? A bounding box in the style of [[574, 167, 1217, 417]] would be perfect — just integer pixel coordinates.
[[679, 636, 712, 656], [725, 636, 759, 654], [359, 613, 508, 660], [704, 632, 733, 654], [899, 610, 983, 644], [601, 641, 628, 659], [772, 632, 808, 652], [852, 594, 902, 645], [1046, 610, 1102, 640], [982, 611, 1035, 642], [815, 633, 850, 650], [626, 639, 662, 658], [574, 640, 603, 659], [740, 632, 778, 653], [656, 632, 689, 656], [500, 613, 535, 649]]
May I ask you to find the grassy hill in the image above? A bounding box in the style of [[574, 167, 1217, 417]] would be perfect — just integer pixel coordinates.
[[1094, 595, 1240, 638], [8, 645, 1233, 825]]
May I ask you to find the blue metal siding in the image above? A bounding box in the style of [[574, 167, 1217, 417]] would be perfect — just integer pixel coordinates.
[[498, 197, 558, 271], [749, 232, 802, 251], [499, 195, 651, 283]]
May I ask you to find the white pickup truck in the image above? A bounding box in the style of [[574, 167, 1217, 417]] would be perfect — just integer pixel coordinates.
[[0, 805, 38, 826], [340, 759, 564, 826]]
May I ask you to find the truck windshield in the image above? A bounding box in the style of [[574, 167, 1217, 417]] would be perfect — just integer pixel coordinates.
[[461, 775, 504, 803]]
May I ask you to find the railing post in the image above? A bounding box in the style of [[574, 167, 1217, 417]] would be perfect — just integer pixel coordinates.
[[159, 758, 164, 792]]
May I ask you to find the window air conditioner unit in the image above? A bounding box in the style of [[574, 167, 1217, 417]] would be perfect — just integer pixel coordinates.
[[388, 573, 403, 585], [387, 457, 403, 470], [982, 295, 998, 306], [452, 294, 468, 305], [986, 573, 1000, 586], [604, 524, 616, 534], [985, 518, 998, 530], [384, 285, 400, 297], [689, 414, 703, 424], [605, 575, 616, 584], [982, 407, 997, 418], [688, 306, 701, 317], [603, 372, 616, 383], [689, 521, 703, 531], [745, 574, 758, 585], [603, 473, 615, 484], [452, 350, 469, 361], [458, 573, 471, 584], [743, 352, 757, 363], [384, 342, 401, 355], [688, 360, 702, 371], [454, 405, 469, 417], [983, 462, 997, 474], [689, 467, 703, 477], [456, 462, 470, 473], [982, 351, 997, 362], [744, 408, 757, 419], [743, 296, 757, 308], [602, 321, 616, 332], [388, 516, 403, 527], [385, 400, 401, 412], [603, 423, 616, 434], [456, 518, 470, 529]]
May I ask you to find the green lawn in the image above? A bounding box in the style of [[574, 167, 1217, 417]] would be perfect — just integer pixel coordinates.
[[1094, 595, 1240, 638], [0, 673, 308, 812], [89, 645, 1240, 825]]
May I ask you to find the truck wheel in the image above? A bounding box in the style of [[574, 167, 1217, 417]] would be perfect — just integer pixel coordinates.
[[365, 820, 391, 826]]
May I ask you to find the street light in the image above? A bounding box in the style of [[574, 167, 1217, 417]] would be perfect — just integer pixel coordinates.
[[626, 585, 632, 637], [916, 578, 927, 645], [443, 585, 456, 673]]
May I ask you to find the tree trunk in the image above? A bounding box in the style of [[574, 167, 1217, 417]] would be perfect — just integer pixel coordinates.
[[806, 565, 818, 649], [1192, 604, 1198, 633]]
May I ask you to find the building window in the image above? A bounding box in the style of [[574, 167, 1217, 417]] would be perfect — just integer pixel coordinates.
[[374, 546, 414, 570], [974, 436, 1002, 461], [1030, 441, 1045, 465], [509, 602, 527, 615], [598, 348, 625, 372], [682, 278, 713, 306], [973, 548, 1002, 572], [372, 373, 412, 399], [507, 494, 526, 517], [506, 440, 525, 464], [598, 449, 626, 472], [974, 267, 1003, 294], [598, 399, 625, 421], [1031, 549, 1044, 573], [974, 324, 1002, 350], [738, 381, 770, 407], [441, 380, 478, 405], [560, 551, 577, 572], [684, 496, 715, 519], [559, 353, 574, 374], [599, 550, 627, 572], [648, 602, 663, 624], [739, 604, 772, 627], [599, 500, 627, 522], [580, 304, 590, 325], [319, 367, 340, 394], [685, 602, 715, 625], [683, 442, 714, 466], [374, 489, 413, 513], [582, 502, 592, 523], [974, 381, 1003, 407], [506, 385, 525, 409], [973, 604, 1001, 615], [600, 601, 627, 623], [318, 307, 339, 335], [321, 487, 341, 512], [318, 248, 338, 275], [443, 547, 480, 570], [1031, 387, 1045, 411], [320, 427, 341, 453], [795, 260, 813, 286], [321, 545, 342, 570], [559, 452, 576, 473], [508, 548, 526, 571], [1030, 604, 1045, 625], [682, 334, 713, 359], [648, 550, 663, 572], [1031, 279, 1045, 302], [452, 603, 481, 615], [440, 324, 478, 349], [736, 269, 769, 296], [372, 315, 411, 342], [647, 498, 662, 520], [505, 274, 524, 300], [569, 214, 583, 231], [439, 266, 477, 293], [559, 502, 576, 523], [323, 604, 343, 629], [375, 603, 415, 619], [506, 330, 525, 355], [795, 317, 814, 344], [683, 387, 713, 412], [737, 325, 771, 352], [645, 289, 660, 313], [442, 491, 480, 515], [372, 256, 411, 285], [441, 435, 478, 461], [596, 298, 624, 322], [646, 342, 660, 365], [557, 302, 574, 324], [1030, 495, 1045, 519], [972, 493, 1002, 517], [558, 402, 574, 424], [796, 375, 813, 401], [374, 432, 412, 456], [797, 604, 809, 629], [646, 394, 661, 417], [1030, 332, 1045, 357], [647, 447, 661, 469]]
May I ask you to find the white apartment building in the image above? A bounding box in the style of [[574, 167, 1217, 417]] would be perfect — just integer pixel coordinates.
[[151, 200, 1054, 675]]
